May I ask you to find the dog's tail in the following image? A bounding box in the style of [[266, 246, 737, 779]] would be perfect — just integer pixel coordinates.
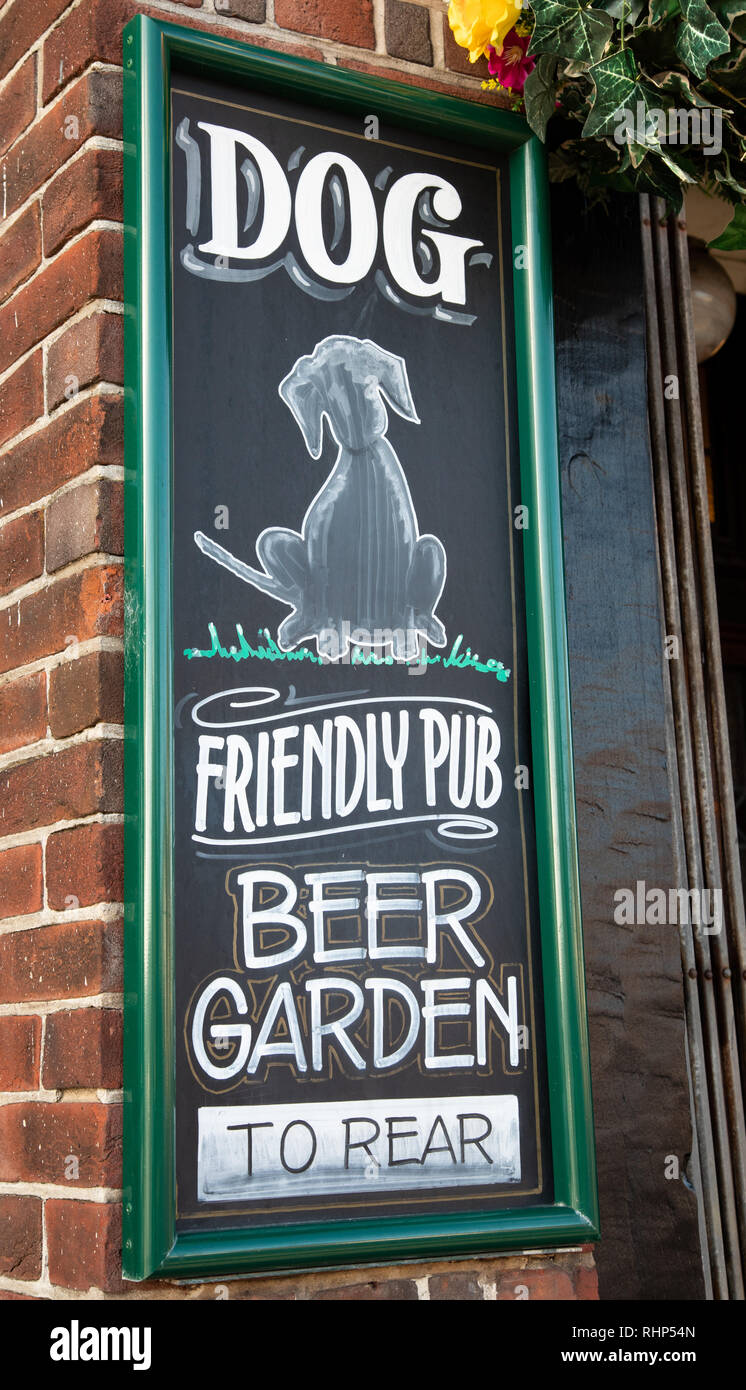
[[194, 532, 291, 602]]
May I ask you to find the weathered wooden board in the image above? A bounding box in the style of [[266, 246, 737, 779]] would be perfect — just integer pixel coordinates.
[[552, 187, 704, 1300]]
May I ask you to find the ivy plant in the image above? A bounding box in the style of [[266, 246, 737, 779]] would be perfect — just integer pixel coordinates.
[[522, 0, 746, 236], [447, 1, 746, 240]]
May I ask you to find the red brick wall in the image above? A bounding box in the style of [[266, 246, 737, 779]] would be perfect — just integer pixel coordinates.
[[0, 0, 598, 1300]]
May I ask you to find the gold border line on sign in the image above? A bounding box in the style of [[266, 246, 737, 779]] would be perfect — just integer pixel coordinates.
[[497, 168, 544, 1198], [169, 80, 546, 1219], [171, 86, 499, 171]]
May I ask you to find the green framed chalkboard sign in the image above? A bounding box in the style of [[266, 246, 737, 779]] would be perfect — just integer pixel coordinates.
[[122, 13, 598, 1280]]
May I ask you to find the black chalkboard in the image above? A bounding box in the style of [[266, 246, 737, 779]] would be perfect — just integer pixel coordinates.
[[168, 70, 552, 1232]]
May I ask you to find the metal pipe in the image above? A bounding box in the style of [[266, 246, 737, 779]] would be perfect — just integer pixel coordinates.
[[651, 203, 746, 1283], [669, 217, 746, 1055], [640, 196, 724, 1299]]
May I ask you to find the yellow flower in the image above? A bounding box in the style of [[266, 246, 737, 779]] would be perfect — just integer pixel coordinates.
[[448, 0, 524, 62]]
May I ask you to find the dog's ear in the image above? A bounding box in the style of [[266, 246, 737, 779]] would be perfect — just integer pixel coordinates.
[[367, 342, 420, 425], [279, 369, 326, 459]]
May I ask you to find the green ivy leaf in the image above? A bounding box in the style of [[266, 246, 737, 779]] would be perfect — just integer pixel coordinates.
[[675, 0, 730, 78], [648, 67, 723, 104], [625, 138, 652, 165], [714, 142, 746, 195], [657, 144, 699, 179], [523, 55, 560, 140], [706, 39, 746, 94], [528, 1, 614, 64], [598, 0, 646, 23], [562, 58, 593, 75], [582, 48, 662, 141], [548, 150, 580, 181], [714, 161, 746, 196], [649, 0, 682, 21], [628, 152, 687, 207], [710, 0, 746, 28], [630, 19, 684, 70], [708, 201, 746, 245]]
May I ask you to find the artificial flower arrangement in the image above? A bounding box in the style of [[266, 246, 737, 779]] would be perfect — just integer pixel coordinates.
[[448, 0, 746, 246]]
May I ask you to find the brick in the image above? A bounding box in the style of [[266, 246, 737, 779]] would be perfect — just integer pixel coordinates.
[[0, 204, 42, 302], [0, 509, 44, 597], [497, 1269, 576, 1300], [0, 672, 47, 757], [43, 1, 202, 104], [386, 1, 433, 65], [42, 147, 123, 258], [46, 312, 123, 411], [0, 918, 123, 1003], [49, 649, 123, 737], [46, 822, 123, 910], [0, 227, 122, 378], [0, 394, 123, 520], [1, 1016, 40, 1093], [44, 0, 318, 103], [46, 478, 124, 573], [428, 1271, 484, 1299], [0, 54, 37, 158], [313, 1279, 418, 1299], [0, 1016, 41, 1091], [0, 563, 123, 675], [44, 0, 316, 105], [0, 1196, 42, 1281], [275, 0, 375, 49], [0, 739, 123, 837], [0, 0, 72, 84], [443, 16, 492, 79], [575, 1265, 600, 1300], [229, 1284, 293, 1295], [214, 0, 266, 18], [208, 22, 318, 63], [0, 68, 121, 225], [41, 0, 134, 105], [43, 1008, 122, 1090], [0, 1101, 122, 1186], [0, 842, 43, 916], [0, 353, 44, 451], [343, 56, 513, 109], [46, 1200, 123, 1293]]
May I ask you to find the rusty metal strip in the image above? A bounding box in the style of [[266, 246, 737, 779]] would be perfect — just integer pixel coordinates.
[[651, 200, 746, 1286], [641, 196, 728, 1298], [640, 194, 742, 1298], [669, 217, 746, 1055]]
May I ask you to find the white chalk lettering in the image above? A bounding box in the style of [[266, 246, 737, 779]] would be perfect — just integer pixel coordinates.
[[198, 1096, 521, 1200], [236, 868, 306, 968], [189, 123, 485, 309], [191, 976, 252, 1081], [421, 976, 474, 1069], [193, 701, 502, 845]]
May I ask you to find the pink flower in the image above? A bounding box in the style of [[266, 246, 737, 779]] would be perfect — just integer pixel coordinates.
[[486, 28, 535, 93]]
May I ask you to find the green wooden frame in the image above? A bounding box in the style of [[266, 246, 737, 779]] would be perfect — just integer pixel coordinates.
[[122, 13, 598, 1282]]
